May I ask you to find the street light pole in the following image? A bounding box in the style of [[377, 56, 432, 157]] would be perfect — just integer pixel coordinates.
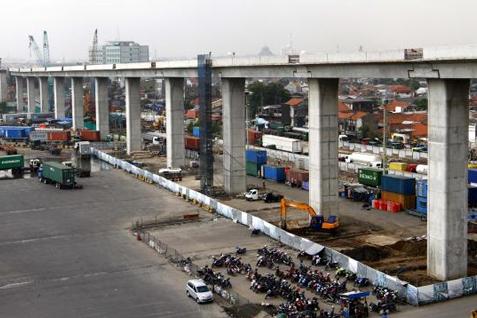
[[382, 97, 388, 173]]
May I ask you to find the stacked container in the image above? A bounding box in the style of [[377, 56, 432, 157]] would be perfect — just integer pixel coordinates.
[[358, 168, 382, 187], [247, 129, 262, 146], [381, 175, 416, 210], [245, 149, 267, 177], [192, 127, 200, 137], [185, 136, 200, 151], [389, 162, 408, 172], [415, 179, 428, 215], [286, 168, 309, 187], [262, 165, 286, 182]]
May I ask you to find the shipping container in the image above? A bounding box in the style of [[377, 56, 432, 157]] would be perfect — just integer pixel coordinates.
[[185, 136, 200, 151], [416, 196, 427, 215], [345, 152, 382, 168], [358, 168, 383, 187], [381, 191, 416, 209], [381, 175, 416, 195], [3, 127, 28, 140], [302, 181, 309, 191], [40, 161, 76, 188], [49, 131, 71, 142], [79, 129, 100, 141], [416, 180, 428, 198], [245, 149, 267, 165], [247, 129, 262, 145], [262, 134, 302, 153], [406, 163, 418, 172], [29, 130, 49, 142], [469, 186, 477, 207], [389, 162, 408, 171], [262, 165, 286, 182], [246, 161, 261, 177], [469, 169, 477, 184], [192, 126, 200, 137], [286, 168, 309, 187], [0, 154, 24, 170]]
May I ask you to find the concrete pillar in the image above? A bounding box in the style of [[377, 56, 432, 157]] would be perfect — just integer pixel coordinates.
[[15, 77, 25, 112], [0, 71, 7, 103], [39, 77, 49, 113], [53, 77, 65, 119], [95, 77, 110, 141], [26, 77, 36, 113], [308, 78, 339, 216], [125, 77, 141, 155], [165, 78, 185, 168], [427, 79, 469, 280], [222, 78, 246, 194], [71, 77, 84, 130]]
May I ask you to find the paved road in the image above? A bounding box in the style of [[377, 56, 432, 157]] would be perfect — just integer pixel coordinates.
[[0, 167, 225, 318]]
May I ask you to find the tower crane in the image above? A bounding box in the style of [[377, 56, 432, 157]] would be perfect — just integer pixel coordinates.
[[28, 35, 43, 66], [43, 31, 50, 67]]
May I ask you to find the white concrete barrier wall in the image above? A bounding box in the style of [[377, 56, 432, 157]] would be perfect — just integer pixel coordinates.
[[92, 148, 477, 305]]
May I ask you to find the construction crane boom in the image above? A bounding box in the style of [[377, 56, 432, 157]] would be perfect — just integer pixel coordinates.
[[28, 35, 43, 66], [43, 31, 50, 67]]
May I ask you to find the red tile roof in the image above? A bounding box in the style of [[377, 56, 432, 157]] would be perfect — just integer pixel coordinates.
[[389, 85, 412, 94], [411, 123, 428, 137], [385, 100, 410, 112], [338, 102, 351, 112], [338, 111, 354, 120], [285, 97, 304, 107], [350, 111, 368, 120]]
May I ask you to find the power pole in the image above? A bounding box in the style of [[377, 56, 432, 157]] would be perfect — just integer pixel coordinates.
[[382, 97, 388, 173]]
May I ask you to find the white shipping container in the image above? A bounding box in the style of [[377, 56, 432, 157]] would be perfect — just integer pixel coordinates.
[[262, 134, 302, 153], [29, 131, 48, 141], [416, 164, 428, 175]]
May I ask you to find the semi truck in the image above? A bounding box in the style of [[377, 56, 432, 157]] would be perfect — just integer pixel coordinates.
[[38, 161, 82, 189], [0, 154, 24, 178]]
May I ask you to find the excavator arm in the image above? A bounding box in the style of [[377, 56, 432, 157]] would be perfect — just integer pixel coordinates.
[[279, 198, 339, 231]]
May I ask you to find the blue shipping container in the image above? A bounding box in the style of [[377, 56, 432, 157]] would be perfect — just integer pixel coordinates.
[[302, 181, 309, 191], [381, 175, 416, 195], [469, 169, 477, 184], [246, 149, 267, 165], [4, 128, 25, 139], [416, 180, 428, 198], [192, 127, 200, 137], [469, 186, 477, 207], [263, 165, 286, 182], [416, 196, 427, 215]]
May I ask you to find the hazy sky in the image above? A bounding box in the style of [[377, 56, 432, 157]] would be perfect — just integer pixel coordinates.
[[1, 0, 475, 62]]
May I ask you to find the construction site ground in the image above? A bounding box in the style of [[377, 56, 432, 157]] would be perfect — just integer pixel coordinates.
[[118, 153, 477, 288]]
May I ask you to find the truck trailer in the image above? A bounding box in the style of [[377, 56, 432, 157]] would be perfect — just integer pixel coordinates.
[[0, 154, 24, 178], [39, 161, 81, 189]]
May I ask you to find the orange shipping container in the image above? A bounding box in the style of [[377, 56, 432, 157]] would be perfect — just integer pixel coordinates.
[[48, 131, 71, 142], [381, 191, 416, 210], [247, 129, 262, 145], [185, 135, 200, 151], [79, 129, 101, 141]]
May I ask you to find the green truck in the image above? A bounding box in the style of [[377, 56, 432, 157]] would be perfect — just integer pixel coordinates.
[[358, 167, 383, 187], [0, 154, 24, 178], [39, 161, 81, 189]]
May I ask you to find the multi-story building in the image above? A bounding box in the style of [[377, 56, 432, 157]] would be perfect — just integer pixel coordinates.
[[89, 41, 149, 64]]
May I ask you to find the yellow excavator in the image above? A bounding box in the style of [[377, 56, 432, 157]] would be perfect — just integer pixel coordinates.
[[279, 198, 340, 232]]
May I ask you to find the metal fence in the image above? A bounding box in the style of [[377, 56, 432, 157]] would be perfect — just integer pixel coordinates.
[[135, 229, 249, 306]]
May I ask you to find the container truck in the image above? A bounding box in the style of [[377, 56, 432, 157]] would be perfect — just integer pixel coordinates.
[[344, 152, 382, 168], [0, 154, 24, 178], [39, 161, 81, 189], [262, 134, 302, 153]]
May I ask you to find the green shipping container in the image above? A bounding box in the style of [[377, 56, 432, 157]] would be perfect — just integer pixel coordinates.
[[42, 162, 76, 187], [246, 161, 261, 177], [0, 155, 24, 170], [358, 168, 383, 187]]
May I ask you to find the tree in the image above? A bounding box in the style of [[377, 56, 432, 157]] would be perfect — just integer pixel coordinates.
[[414, 98, 428, 110], [247, 81, 290, 118]]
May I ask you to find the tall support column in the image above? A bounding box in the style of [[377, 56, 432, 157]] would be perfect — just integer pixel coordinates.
[[165, 78, 185, 168], [308, 78, 339, 216], [15, 77, 25, 112], [71, 77, 84, 130], [125, 77, 141, 155], [95, 77, 110, 141], [26, 77, 36, 113], [53, 77, 65, 119], [0, 71, 7, 103], [427, 79, 469, 280], [222, 78, 246, 194], [39, 77, 49, 113]]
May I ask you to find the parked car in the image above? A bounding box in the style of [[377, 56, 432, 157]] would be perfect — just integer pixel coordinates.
[[185, 279, 214, 303]]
